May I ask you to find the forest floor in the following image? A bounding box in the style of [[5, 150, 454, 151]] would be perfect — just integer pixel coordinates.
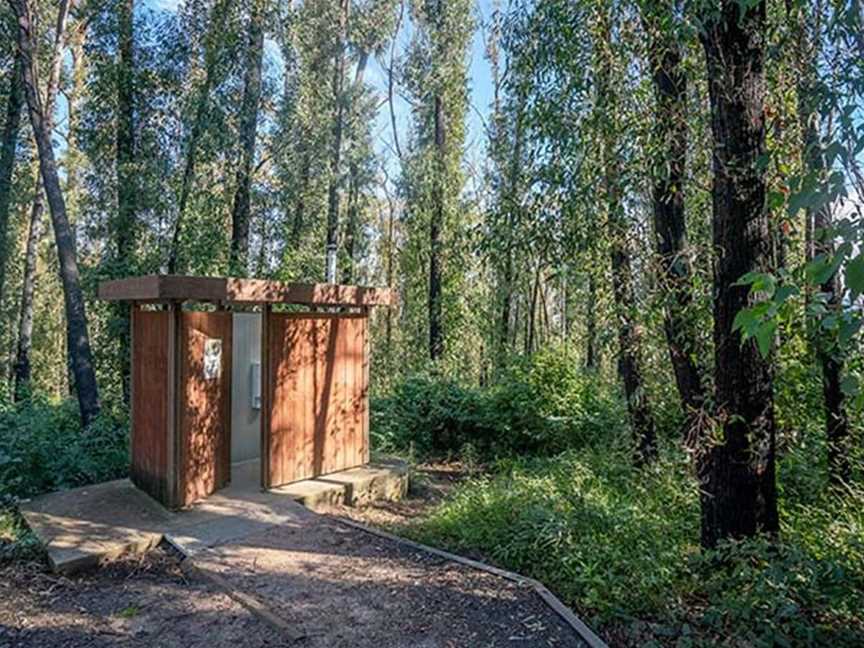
[[0, 467, 586, 648], [0, 550, 285, 647]]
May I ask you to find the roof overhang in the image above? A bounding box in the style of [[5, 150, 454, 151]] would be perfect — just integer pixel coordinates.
[[98, 275, 397, 307]]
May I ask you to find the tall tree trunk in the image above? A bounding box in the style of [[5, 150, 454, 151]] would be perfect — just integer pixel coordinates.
[[429, 89, 445, 361], [789, 0, 850, 485], [343, 176, 358, 283], [609, 232, 657, 464], [342, 50, 369, 284], [10, 0, 101, 426], [699, 0, 778, 548], [387, 0, 405, 161], [0, 49, 24, 307], [229, 0, 266, 276], [168, 0, 231, 273], [14, 0, 68, 400], [290, 148, 309, 244], [116, 0, 136, 263], [487, 3, 510, 366], [65, 27, 86, 220], [643, 7, 706, 448], [385, 192, 395, 361], [325, 0, 349, 283], [595, 7, 656, 463], [115, 0, 136, 404], [497, 96, 524, 365], [254, 202, 268, 275], [427, 0, 447, 361], [526, 262, 540, 355], [498, 253, 512, 361], [13, 186, 42, 401], [585, 272, 597, 370]]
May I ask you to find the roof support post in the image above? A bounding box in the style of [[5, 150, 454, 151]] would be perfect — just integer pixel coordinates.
[[259, 303, 272, 491], [166, 301, 182, 509]]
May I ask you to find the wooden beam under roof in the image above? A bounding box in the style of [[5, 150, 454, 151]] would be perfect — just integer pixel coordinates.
[[98, 275, 397, 307]]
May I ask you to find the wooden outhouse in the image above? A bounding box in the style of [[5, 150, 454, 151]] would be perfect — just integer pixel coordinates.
[[98, 275, 395, 510]]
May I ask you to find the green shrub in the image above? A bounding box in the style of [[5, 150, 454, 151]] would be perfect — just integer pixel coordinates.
[[688, 536, 864, 647], [371, 345, 627, 460], [0, 497, 43, 563], [0, 396, 129, 499]]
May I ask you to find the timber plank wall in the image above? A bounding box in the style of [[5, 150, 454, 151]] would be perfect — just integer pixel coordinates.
[[179, 311, 232, 506], [130, 309, 171, 504], [266, 314, 369, 488]]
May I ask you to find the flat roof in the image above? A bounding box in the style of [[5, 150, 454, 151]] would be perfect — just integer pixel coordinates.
[[98, 275, 396, 307]]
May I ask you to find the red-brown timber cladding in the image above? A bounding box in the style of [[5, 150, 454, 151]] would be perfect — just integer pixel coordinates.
[[179, 311, 232, 506], [267, 313, 369, 487], [131, 309, 171, 504]]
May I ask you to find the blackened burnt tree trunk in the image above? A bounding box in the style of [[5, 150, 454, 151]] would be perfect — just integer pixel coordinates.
[[10, 0, 101, 426], [595, 7, 656, 463], [0, 48, 24, 306], [428, 0, 446, 362], [229, 0, 266, 275], [643, 4, 706, 448], [699, 0, 778, 548]]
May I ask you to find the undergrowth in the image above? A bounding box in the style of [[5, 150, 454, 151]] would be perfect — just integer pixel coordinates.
[[1, 341, 861, 646], [372, 345, 626, 460], [0, 395, 128, 499], [399, 446, 863, 646], [0, 497, 43, 564]]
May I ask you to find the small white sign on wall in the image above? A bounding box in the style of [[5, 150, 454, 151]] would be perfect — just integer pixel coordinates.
[[203, 338, 222, 380]]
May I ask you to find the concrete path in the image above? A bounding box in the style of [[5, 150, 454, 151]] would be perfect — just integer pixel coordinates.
[[19, 460, 408, 573]]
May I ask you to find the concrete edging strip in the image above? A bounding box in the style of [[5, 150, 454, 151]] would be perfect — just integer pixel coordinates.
[[332, 516, 609, 648]]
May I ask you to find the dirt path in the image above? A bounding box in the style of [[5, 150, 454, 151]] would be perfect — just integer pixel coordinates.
[[192, 513, 585, 647], [0, 550, 284, 647], [1, 522, 585, 648], [1, 464, 590, 647]]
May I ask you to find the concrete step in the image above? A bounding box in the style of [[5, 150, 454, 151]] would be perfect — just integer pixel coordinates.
[[269, 460, 409, 511]]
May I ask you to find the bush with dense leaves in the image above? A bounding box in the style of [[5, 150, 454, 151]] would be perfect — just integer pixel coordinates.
[[371, 345, 626, 460], [0, 497, 43, 563], [0, 396, 129, 499]]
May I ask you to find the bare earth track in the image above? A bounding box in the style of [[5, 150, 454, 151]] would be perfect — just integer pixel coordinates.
[[0, 550, 284, 648], [1, 477, 587, 648]]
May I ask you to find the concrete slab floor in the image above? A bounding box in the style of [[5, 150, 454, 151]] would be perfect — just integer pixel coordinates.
[[19, 459, 409, 574]]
